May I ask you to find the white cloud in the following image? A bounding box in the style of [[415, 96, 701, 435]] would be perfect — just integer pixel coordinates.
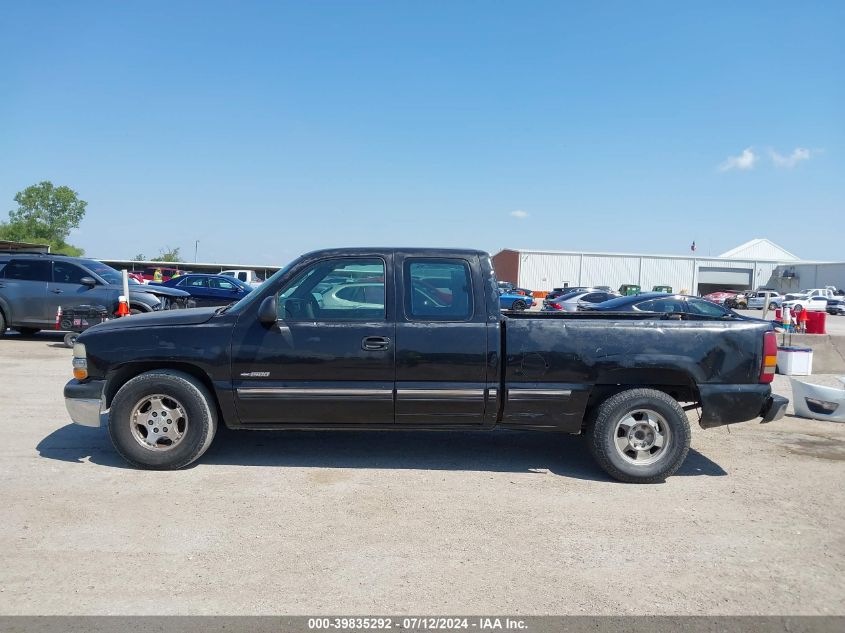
[[509, 210, 529, 219], [770, 147, 812, 168], [719, 147, 758, 172]]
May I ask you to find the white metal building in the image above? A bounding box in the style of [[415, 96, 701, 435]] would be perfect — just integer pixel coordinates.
[[492, 239, 803, 295]]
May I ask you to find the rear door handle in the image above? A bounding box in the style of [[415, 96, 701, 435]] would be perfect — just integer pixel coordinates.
[[51, 289, 63, 294], [362, 336, 390, 351]]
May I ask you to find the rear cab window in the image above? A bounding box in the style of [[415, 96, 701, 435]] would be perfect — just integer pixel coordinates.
[[404, 259, 473, 321]]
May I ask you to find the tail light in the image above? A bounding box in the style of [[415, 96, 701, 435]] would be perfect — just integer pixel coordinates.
[[551, 302, 562, 310], [760, 330, 777, 383]]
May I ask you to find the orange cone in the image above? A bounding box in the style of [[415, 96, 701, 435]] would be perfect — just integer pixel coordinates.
[[116, 295, 130, 317], [55, 306, 62, 330]]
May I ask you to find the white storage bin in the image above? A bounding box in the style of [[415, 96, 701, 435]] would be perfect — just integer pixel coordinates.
[[777, 346, 813, 376]]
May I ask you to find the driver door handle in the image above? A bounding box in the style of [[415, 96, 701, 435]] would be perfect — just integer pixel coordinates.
[[362, 336, 390, 351], [51, 289, 63, 294]]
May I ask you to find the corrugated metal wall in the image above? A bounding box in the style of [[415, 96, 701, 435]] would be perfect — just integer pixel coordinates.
[[512, 249, 795, 294], [518, 252, 581, 289], [640, 258, 696, 293], [581, 255, 640, 289]]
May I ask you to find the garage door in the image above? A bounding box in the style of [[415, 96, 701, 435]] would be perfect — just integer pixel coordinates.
[[698, 267, 752, 286]]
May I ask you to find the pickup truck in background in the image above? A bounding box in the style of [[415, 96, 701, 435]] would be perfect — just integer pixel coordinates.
[[220, 269, 264, 288], [64, 248, 787, 483]]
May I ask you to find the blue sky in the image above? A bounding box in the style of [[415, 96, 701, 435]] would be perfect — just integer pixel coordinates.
[[1, 1, 842, 264]]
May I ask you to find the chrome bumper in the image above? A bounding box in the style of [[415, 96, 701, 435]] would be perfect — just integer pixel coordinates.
[[64, 379, 107, 427], [65, 397, 104, 427]]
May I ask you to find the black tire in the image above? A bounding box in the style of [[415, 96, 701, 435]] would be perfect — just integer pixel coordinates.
[[0, 310, 6, 337], [586, 388, 691, 483], [769, 302, 778, 311], [63, 332, 79, 348], [108, 370, 218, 470], [512, 300, 526, 311], [16, 327, 40, 337]]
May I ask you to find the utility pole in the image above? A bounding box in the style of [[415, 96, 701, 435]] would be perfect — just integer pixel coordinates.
[[194, 240, 199, 263]]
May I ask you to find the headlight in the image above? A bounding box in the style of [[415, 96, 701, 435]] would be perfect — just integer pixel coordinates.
[[72, 343, 88, 380]]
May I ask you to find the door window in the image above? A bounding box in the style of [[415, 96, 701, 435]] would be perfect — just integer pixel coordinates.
[[635, 298, 685, 313], [184, 277, 209, 288], [210, 277, 238, 290], [405, 259, 473, 321], [3, 260, 50, 282], [687, 298, 729, 316], [52, 261, 89, 284], [278, 258, 385, 321]]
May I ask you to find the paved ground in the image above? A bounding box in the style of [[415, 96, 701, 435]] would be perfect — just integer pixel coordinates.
[[1, 331, 844, 615]]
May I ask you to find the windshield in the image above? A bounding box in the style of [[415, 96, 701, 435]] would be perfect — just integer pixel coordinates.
[[83, 260, 126, 285], [224, 259, 298, 313]]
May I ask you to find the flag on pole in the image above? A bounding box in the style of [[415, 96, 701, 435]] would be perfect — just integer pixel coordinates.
[[690, 241, 697, 252]]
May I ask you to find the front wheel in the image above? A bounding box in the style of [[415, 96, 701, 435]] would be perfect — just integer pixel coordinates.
[[586, 388, 691, 483], [769, 302, 778, 310], [108, 370, 218, 470]]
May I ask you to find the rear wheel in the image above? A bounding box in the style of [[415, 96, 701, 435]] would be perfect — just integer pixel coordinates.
[[0, 310, 6, 337], [769, 302, 778, 310], [63, 332, 79, 348], [586, 388, 691, 483], [511, 299, 526, 311], [108, 370, 218, 470]]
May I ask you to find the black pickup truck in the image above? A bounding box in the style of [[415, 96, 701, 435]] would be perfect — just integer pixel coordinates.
[[64, 248, 787, 482]]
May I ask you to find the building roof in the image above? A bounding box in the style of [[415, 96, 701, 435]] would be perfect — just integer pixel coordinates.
[[718, 239, 799, 261]]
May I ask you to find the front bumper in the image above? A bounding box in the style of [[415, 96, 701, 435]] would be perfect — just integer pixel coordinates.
[[64, 379, 107, 427]]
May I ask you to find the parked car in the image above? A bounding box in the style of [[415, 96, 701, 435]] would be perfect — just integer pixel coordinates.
[[0, 253, 191, 336], [617, 284, 640, 296], [652, 285, 673, 293], [499, 289, 535, 311], [64, 246, 786, 482], [782, 294, 829, 312], [139, 266, 188, 283], [747, 291, 782, 310], [543, 286, 596, 305], [497, 281, 533, 297], [220, 269, 264, 288], [702, 290, 748, 309], [542, 290, 618, 312], [582, 293, 738, 318], [150, 273, 253, 307], [127, 272, 145, 284], [825, 298, 845, 316]]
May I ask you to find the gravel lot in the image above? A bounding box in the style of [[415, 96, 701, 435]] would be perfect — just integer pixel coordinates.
[[1, 331, 844, 615]]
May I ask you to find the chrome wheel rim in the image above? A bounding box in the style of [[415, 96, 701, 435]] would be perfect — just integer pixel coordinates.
[[613, 409, 670, 466], [129, 394, 188, 451]]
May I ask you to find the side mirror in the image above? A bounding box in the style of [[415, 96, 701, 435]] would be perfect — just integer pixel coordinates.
[[80, 276, 97, 287], [258, 295, 278, 325]]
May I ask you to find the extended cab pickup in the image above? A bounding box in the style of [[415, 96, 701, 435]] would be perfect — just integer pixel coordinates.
[[64, 248, 787, 482]]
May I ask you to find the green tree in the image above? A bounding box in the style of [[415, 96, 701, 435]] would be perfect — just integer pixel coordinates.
[[156, 246, 182, 262], [132, 253, 146, 261], [0, 181, 87, 255]]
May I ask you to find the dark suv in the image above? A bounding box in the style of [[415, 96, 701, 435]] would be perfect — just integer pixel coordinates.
[[0, 253, 191, 336]]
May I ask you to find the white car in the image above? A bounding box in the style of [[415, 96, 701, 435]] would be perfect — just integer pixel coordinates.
[[747, 291, 782, 310], [220, 269, 264, 288], [316, 282, 385, 310], [782, 294, 829, 312]]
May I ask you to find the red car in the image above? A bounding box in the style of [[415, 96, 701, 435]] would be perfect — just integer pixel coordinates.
[[702, 290, 748, 309]]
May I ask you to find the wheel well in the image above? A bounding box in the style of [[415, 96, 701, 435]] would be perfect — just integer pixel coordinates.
[[127, 302, 153, 313], [104, 362, 217, 410], [583, 369, 700, 428]]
